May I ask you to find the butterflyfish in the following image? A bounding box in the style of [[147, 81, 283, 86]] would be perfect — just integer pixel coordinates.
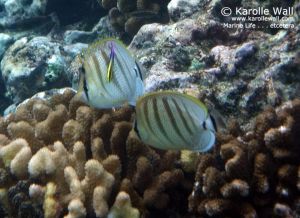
[[134, 91, 217, 152], [76, 38, 145, 108]]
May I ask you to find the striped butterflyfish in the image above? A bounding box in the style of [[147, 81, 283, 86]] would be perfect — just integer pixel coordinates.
[[134, 91, 217, 151], [76, 38, 145, 108]]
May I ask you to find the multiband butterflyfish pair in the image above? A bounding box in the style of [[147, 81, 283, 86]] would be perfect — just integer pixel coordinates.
[[76, 38, 220, 152]]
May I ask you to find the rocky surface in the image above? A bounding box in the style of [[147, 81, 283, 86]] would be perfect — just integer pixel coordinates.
[[0, 33, 13, 59], [0, 0, 299, 125], [168, 0, 203, 21], [129, 0, 300, 127], [0, 0, 107, 114], [1, 37, 69, 103]]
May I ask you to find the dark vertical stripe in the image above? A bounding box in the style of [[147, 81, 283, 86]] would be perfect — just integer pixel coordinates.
[[182, 101, 198, 130], [210, 115, 218, 132], [100, 49, 110, 66], [152, 98, 174, 145], [116, 46, 137, 94], [162, 97, 189, 144], [86, 57, 95, 81], [115, 55, 131, 93], [172, 98, 193, 135], [143, 100, 156, 136], [113, 71, 124, 95], [85, 58, 98, 93], [83, 73, 89, 101], [78, 65, 87, 98], [135, 61, 143, 80], [91, 53, 112, 97], [92, 54, 101, 76], [134, 68, 139, 78], [101, 49, 124, 95], [115, 46, 134, 81], [134, 119, 141, 139]]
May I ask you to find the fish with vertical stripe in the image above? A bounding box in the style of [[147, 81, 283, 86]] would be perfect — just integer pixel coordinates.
[[76, 38, 145, 108], [134, 91, 217, 151]]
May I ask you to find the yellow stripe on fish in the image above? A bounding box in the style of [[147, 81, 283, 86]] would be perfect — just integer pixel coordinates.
[[76, 38, 145, 108], [106, 41, 116, 82], [134, 91, 217, 152]]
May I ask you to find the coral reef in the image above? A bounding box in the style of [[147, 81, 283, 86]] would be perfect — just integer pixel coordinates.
[[0, 84, 299, 218], [0, 88, 191, 217], [129, 0, 299, 125], [0, 0, 103, 28], [0, 37, 89, 116], [0, 33, 13, 59], [0, 0, 48, 23], [107, 191, 140, 218], [99, 0, 170, 37], [0, 37, 70, 104], [0, 0, 299, 216], [168, 0, 203, 21], [188, 99, 300, 217]]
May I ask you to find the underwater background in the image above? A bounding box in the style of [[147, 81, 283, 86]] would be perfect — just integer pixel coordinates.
[[0, 0, 299, 217]]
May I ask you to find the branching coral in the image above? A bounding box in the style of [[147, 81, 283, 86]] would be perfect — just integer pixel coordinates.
[[189, 99, 300, 217], [0, 88, 191, 217], [1, 87, 299, 217], [100, 0, 170, 37], [108, 191, 140, 218]]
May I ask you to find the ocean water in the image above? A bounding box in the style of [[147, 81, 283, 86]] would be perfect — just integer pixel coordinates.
[[0, 0, 299, 217]]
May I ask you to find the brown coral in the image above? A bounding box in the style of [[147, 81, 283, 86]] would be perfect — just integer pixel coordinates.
[[189, 99, 300, 217], [103, 0, 170, 37], [0, 88, 191, 217], [2, 87, 299, 217]]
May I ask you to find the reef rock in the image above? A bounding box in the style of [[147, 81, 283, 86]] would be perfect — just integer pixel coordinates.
[[130, 3, 300, 124], [63, 16, 116, 45], [168, 0, 202, 21], [0, 0, 104, 30], [0, 33, 13, 59], [0, 36, 70, 104], [130, 18, 198, 92], [0, 0, 47, 22]]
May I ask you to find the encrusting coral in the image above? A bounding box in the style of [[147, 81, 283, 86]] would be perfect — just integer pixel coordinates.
[[0, 88, 191, 217], [189, 99, 300, 217], [99, 0, 170, 37]]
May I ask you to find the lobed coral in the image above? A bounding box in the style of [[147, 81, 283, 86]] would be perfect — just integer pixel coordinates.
[[188, 99, 300, 217], [1, 88, 299, 217], [99, 0, 170, 37], [0, 88, 191, 217]]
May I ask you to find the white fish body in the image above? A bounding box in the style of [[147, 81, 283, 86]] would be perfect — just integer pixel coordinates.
[[77, 38, 145, 108], [134, 91, 216, 152]]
